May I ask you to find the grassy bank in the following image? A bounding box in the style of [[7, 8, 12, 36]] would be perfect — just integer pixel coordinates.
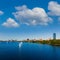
[[25, 39, 60, 46]]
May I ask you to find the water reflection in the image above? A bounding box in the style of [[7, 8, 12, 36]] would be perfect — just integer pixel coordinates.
[[0, 42, 60, 60], [20, 42, 60, 60]]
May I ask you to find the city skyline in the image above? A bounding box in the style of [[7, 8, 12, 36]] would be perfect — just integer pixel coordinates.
[[0, 0, 60, 40]]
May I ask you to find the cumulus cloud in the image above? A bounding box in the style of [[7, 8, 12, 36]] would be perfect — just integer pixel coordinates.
[[13, 5, 52, 26], [2, 18, 19, 27], [48, 1, 60, 16], [0, 11, 4, 15]]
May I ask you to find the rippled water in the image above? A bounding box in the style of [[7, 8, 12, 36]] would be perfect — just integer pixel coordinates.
[[0, 42, 19, 60], [0, 42, 60, 60]]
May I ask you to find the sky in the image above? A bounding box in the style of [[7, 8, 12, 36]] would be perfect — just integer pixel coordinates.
[[0, 0, 60, 40]]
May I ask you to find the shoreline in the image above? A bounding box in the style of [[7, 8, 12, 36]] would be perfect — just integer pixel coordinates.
[[0, 40, 60, 46]]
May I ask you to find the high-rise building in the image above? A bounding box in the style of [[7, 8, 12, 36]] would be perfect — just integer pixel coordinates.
[[53, 33, 56, 40]]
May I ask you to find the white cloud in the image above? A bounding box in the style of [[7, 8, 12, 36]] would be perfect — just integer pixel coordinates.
[[0, 11, 4, 15], [48, 1, 60, 16], [13, 5, 52, 26], [2, 18, 19, 27]]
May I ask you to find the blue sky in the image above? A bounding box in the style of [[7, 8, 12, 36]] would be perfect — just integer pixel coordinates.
[[0, 0, 60, 40]]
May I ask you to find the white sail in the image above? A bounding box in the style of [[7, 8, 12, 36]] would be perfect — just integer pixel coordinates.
[[19, 42, 23, 48]]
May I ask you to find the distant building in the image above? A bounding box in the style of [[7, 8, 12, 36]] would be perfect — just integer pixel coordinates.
[[27, 38, 29, 41], [53, 33, 56, 40]]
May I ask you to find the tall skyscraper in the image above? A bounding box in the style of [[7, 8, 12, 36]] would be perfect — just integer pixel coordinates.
[[53, 33, 56, 40]]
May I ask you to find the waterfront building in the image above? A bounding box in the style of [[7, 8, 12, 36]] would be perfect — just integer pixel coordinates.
[[53, 33, 56, 40]]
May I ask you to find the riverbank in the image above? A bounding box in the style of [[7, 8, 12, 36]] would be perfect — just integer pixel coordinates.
[[0, 39, 60, 46], [24, 39, 60, 46]]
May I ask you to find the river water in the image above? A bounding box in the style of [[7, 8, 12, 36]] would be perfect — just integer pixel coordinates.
[[0, 42, 60, 60]]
